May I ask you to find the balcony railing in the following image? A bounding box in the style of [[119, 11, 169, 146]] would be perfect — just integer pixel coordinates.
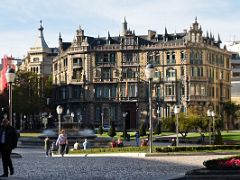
[[188, 95, 209, 101]]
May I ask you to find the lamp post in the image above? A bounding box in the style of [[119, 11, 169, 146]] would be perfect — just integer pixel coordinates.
[[145, 64, 155, 153], [101, 112, 104, 128], [122, 112, 128, 140], [56, 105, 63, 134], [207, 109, 215, 144], [174, 105, 180, 146], [71, 112, 75, 123], [157, 103, 160, 125], [5, 67, 16, 127]]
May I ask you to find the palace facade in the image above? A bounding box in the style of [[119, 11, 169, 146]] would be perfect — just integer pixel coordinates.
[[52, 18, 231, 130]]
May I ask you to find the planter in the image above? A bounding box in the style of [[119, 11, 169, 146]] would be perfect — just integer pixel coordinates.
[[185, 168, 240, 180]]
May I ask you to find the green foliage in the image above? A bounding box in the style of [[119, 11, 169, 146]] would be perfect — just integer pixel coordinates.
[[70, 146, 149, 154], [214, 129, 223, 145], [98, 125, 103, 135], [154, 122, 161, 135], [12, 70, 54, 115], [224, 101, 240, 129], [155, 145, 240, 153], [108, 121, 116, 137], [139, 122, 146, 136]]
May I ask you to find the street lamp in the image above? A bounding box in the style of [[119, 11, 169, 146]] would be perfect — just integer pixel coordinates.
[[56, 105, 63, 134], [174, 105, 180, 146], [122, 112, 128, 140], [5, 67, 16, 126], [145, 64, 155, 153], [71, 112, 75, 123], [207, 109, 215, 144], [101, 112, 104, 128], [157, 103, 160, 125]]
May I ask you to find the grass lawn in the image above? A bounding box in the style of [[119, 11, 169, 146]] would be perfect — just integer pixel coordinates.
[[20, 133, 43, 138]]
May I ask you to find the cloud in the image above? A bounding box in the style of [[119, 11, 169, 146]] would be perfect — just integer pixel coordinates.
[[0, 0, 240, 58]]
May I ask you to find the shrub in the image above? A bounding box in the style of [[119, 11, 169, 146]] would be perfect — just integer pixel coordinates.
[[108, 121, 116, 137], [98, 125, 103, 135], [139, 122, 146, 136], [154, 122, 161, 135], [203, 156, 240, 170], [155, 145, 240, 153], [214, 129, 223, 145]]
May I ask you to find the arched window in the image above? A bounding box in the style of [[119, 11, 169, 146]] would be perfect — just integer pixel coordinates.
[[166, 68, 176, 79]]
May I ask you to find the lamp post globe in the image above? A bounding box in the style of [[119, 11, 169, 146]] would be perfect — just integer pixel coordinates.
[[145, 64, 155, 79], [207, 109, 215, 145], [174, 105, 180, 146], [5, 67, 15, 127], [145, 64, 154, 153], [56, 105, 63, 134]]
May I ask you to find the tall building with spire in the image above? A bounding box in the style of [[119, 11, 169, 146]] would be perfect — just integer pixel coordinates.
[[52, 18, 231, 130], [20, 21, 58, 76]]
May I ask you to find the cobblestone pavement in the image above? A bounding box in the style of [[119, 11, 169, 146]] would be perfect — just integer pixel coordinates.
[[0, 148, 233, 180]]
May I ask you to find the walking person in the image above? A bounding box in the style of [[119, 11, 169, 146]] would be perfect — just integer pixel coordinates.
[[135, 131, 140, 147], [56, 129, 68, 157], [83, 139, 88, 150], [44, 136, 51, 157], [0, 119, 18, 177]]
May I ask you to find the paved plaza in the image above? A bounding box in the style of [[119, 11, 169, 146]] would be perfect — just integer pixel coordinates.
[[0, 147, 233, 180]]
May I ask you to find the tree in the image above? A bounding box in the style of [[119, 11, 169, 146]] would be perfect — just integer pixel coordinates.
[[224, 101, 240, 131], [162, 111, 197, 139], [139, 121, 146, 136], [154, 122, 161, 135], [11, 70, 54, 129], [108, 121, 116, 138], [98, 125, 103, 135]]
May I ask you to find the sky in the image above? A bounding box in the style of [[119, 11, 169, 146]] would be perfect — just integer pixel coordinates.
[[0, 0, 240, 59]]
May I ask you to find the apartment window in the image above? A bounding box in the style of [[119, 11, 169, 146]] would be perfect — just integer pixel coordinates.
[[181, 67, 184, 76], [166, 84, 174, 96], [190, 85, 195, 95], [33, 57, 39, 62], [125, 53, 133, 62], [101, 68, 111, 79], [64, 58, 68, 67], [110, 53, 115, 62], [156, 53, 160, 65], [201, 86, 205, 95], [73, 58, 82, 66], [54, 63, 57, 71], [166, 68, 176, 78], [95, 87, 102, 97], [155, 71, 161, 78], [72, 68, 82, 79], [181, 51, 185, 60], [172, 51, 175, 61], [103, 86, 110, 98], [61, 87, 66, 100], [129, 84, 137, 97]]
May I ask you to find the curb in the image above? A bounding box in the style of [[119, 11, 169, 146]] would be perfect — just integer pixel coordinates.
[[51, 151, 240, 158], [52, 153, 146, 158]]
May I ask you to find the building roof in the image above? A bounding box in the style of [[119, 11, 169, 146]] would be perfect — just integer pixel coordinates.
[[30, 20, 50, 53]]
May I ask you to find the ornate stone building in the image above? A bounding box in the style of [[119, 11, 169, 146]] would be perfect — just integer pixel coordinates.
[[52, 18, 231, 130], [20, 21, 58, 77]]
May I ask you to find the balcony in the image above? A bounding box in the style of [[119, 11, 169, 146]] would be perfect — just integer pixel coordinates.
[[95, 62, 115, 67], [164, 95, 176, 102], [188, 95, 209, 102], [188, 76, 208, 81], [93, 77, 118, 83]]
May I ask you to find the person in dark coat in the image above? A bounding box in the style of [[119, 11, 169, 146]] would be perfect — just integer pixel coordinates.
[[0, 119, 18, 177]]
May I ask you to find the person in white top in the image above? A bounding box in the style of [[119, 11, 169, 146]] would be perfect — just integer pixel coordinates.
[[73, 140, 80, 150], [56, 129, 68, 157], [83, 139, 88, 150]]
